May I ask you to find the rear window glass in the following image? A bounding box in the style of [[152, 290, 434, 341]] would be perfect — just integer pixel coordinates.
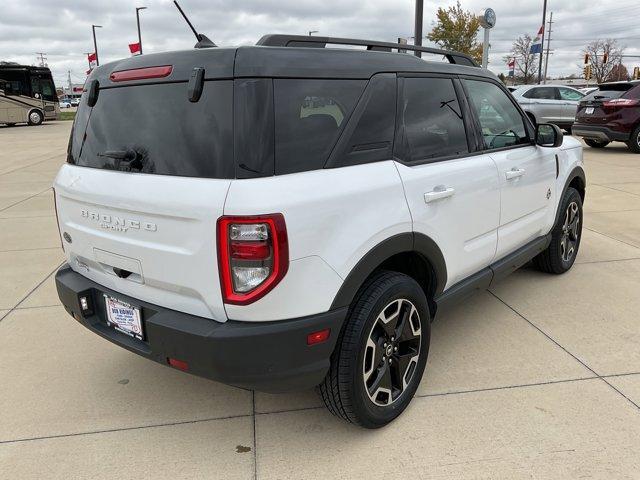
[[71, 81, 234, 179], [584, 83, 639, 101], [274, 79, 365, 175], [523, 87, 557, 100]]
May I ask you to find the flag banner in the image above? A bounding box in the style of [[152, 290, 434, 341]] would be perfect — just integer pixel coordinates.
[[508, 58, 516, 77], [129, 42, 141, 56], [87, 52, 97, 71], [530, 26, 544, 54]]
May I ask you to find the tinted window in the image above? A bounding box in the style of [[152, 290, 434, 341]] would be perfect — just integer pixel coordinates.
[[234, 78, 274, 178], [0, 69, 29, 96], [400, 77, 468, 161], [72, 81, 234, 179], [523, 87, 557, 100], [625, 85, 640, 99], [583, 89, 625, 101], [274, 79, 365, 175], [327, 74, 396, 168], [559, 87, 584, 101], [464, 79, 530, 150]]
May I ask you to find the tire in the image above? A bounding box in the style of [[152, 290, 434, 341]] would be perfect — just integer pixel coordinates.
[[534, 187, 583, 274], [584, 138, 610, 148], [318, 271, 431, 428], [27, 110, 44, 126], [526, 112, 537, 126], [626, 125, 640, 153]]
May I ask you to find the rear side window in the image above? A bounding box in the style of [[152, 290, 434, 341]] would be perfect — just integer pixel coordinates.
[[72, 81, 234, 179], [523, 87, 558, 100], [559, 87, 584, 101], [400, 77, 468, 162], [274, 79, 365, 175], [464, 79, 530, 150]]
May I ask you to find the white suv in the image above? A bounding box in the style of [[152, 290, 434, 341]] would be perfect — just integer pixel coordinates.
[[54, 35, 585, 428]]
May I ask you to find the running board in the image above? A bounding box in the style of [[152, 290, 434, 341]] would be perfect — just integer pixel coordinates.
[[434, 234, 552, 315]]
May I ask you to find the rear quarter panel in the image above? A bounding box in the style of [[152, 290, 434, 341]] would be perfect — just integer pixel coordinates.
[[223, 161, 412, 321]]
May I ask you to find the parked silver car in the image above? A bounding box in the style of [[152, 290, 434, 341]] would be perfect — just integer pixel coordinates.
[[511, 85, 585, 130]]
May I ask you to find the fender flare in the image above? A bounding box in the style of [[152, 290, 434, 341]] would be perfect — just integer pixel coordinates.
[[329, 232, 447, 310], [555, 165, 586, 226]]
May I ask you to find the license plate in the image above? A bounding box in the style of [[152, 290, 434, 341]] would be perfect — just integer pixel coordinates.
[[104, 295, 144, 341], [585, 107, 594, 114]]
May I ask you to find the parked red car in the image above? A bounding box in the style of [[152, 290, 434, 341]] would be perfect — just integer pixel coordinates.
[[573, 80, 640, 153]]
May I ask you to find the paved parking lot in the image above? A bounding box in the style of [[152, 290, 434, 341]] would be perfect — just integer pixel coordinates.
[[1, 121, 640, 479]]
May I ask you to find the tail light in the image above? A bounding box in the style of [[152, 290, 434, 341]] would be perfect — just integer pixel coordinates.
[[217, 214, 288, 305], [603, 98, 639, 109]]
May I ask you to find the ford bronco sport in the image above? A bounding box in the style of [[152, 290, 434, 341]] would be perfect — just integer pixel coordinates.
[[54, 35, 585, 428]]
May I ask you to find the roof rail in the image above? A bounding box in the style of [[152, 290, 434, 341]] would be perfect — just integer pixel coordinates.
[[256, 34, 479, 67]]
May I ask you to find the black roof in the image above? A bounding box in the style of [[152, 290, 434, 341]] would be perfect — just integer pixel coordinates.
[[93, 37, 495, 87]]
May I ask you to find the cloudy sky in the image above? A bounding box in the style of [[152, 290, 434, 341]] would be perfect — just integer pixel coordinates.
[[1, 0, 638, 88]]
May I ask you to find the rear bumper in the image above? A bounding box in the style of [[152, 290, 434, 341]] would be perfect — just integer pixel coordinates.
[[55, 264, 346, 393], [572, 124, 630, 142]]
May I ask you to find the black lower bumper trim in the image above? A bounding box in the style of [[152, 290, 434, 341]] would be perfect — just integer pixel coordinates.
[[55, 265, 346, 393], [572, 124, 630, 142]]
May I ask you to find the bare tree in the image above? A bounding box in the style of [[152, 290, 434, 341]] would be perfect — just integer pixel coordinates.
[[584, 39, 625, 83], [504, 35, 539, 84], [606, 63, 629, 82]]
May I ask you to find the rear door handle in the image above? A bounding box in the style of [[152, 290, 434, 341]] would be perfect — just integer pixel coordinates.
[[505, 168, 526, 180], [424, 187, 455, 204]]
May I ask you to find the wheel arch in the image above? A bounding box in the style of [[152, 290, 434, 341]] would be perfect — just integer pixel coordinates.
[[27, 107, 44, 124], [556, 165, 586, 225], [329, 232, 447, 315]]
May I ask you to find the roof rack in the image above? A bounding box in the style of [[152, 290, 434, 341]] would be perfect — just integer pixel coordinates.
[[256, 34, 479, 67]]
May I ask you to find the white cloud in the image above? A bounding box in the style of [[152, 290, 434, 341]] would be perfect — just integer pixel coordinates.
[[1, 0, 638, 87]]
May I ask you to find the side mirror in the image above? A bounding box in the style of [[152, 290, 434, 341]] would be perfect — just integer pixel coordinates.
[[536, 123, 563, 148]]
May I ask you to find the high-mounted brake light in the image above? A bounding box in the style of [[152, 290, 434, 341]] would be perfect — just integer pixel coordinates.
[[217, 214, 288, 305], [109, 65, 173, 82]]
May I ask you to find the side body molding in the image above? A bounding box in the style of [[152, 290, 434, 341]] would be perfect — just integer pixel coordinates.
[[330, 232, 447, 310]]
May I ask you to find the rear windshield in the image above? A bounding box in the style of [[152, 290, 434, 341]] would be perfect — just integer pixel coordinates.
[[583, 83, 639, 102], [70, 81, 234, 179], [69, 78, 366, 179]]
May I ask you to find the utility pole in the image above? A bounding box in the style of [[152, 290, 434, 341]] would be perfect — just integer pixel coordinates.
[[543, 11, 553, 84], [92, 25, 103, 66], [414, 0, 423, 58], [136, 7, 147, 54], [35, 52, 47, 67], [537, 0, 547, 84], [67, 70, 72, 93]]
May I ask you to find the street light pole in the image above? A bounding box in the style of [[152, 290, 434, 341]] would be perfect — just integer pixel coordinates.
[[92, 24, 102, 66], [308, 30, 318, 36], [537, 0, 547, 84], [414, 0, 423, 58], [136, 7, 147, 54]]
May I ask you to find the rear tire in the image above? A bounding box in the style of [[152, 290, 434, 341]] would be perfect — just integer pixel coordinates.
[[584, 138, 609, 148], [534, 187, 583, 274], [27, 110, 44, 126], [626, 125, 640, 153], [318, 271, 430, 428]]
